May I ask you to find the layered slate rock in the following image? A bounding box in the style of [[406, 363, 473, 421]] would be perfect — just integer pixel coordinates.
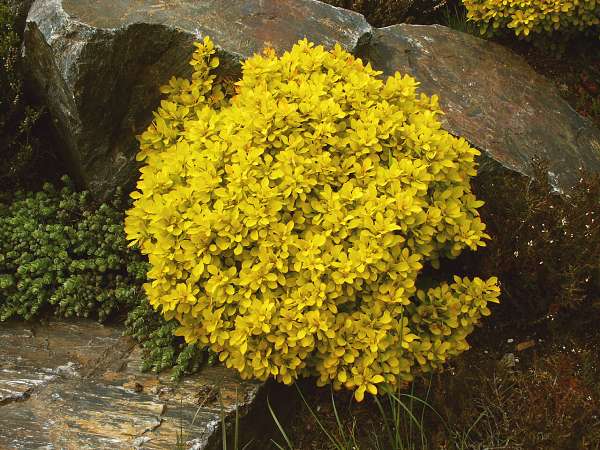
[[358, 24, 600, 191], [23, 0, 371, 198], [0, 320, 263, 449], [24, 2, 600, 195]]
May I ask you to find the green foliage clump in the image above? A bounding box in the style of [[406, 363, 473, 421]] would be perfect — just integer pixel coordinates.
[[125, 298, 215, 378], [0, 177, 207, 378], [126, 37, 499, 401], [463, 0, 600, 38], [0, 177, 146, 320], [0, 1, 43, 186]]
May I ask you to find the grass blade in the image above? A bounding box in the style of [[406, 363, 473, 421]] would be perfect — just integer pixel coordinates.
[[234, 387, 239, 450], [295, 384, 343, 449], [241, 439, 255, 450], [219, 389, 227, 450], [330, 388, 347, 446], [374, 395, 395, 449], [392, 392, 449, 431], [268, 396, 294, 450]]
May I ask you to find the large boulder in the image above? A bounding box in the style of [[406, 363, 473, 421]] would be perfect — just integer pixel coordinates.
[[357, 24, 600, 191], [23, 0, 371, 198], [24, 2, 600, 196]]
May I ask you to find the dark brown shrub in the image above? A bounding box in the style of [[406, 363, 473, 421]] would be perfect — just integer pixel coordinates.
[[434, 338, 600, 450], [0, 0, 50, 192], [462, 161, 600, 322], [321, 0, 447, 27]]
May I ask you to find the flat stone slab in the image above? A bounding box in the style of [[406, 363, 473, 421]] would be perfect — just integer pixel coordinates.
[[0, 320, 262, 449], [358, 24, 600, 191], [24, 0, 371, 198]]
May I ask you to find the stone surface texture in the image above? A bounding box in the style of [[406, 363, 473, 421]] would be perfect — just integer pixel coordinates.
[[23, 0, 371, 198], [358, 24, 600, 191], [23, 1, 600, 196], [0, 320, 262, 449]]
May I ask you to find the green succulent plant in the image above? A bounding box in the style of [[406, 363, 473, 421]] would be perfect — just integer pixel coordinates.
[[0, 177, 207, 378]]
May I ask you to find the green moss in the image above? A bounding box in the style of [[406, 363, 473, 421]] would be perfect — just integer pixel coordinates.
[[0, 177, 138, 320], [125, 297, 216, 379], [0, 177, 207, 378]]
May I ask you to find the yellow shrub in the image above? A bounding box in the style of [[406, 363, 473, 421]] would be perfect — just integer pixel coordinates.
[[463, 0, 600, 37], [125, 37, 500, 401]]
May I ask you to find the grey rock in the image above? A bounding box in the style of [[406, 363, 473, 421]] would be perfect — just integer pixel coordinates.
[[357, 24, 600, 191], [25, 3, 600, 197], [0, 320, 263, 450], [23, 0, 371, 198], [132, 435, 152, 448]]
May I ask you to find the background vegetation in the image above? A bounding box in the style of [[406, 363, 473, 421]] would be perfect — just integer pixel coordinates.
[[322, 0, 448, 26], [463, 0, 600, 39], [0, 0, 60, 193]]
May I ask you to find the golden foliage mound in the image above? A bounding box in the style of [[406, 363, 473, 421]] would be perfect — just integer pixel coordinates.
[[125, 37, 499, 401], [463, 0, 600, 37]]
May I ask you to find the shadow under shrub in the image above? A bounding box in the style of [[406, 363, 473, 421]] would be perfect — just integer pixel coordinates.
[[321, 0, 448, 26], [458, 161, 600, 323]]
